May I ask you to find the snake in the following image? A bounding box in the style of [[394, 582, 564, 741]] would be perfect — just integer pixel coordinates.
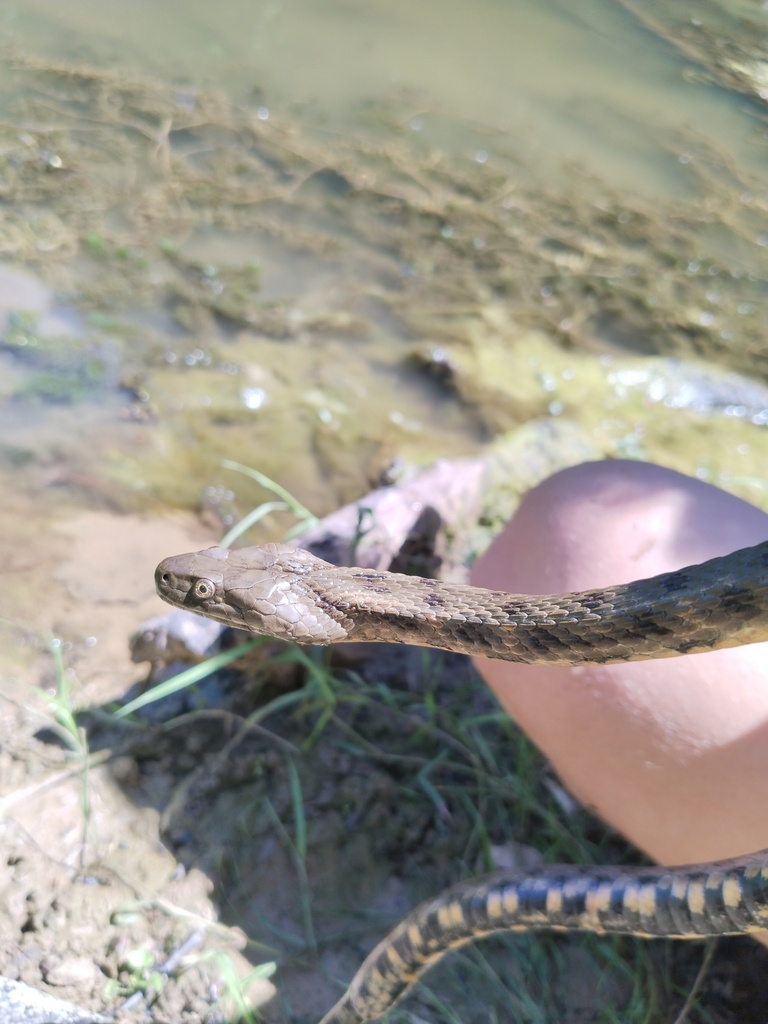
[[155, 539, 768, 1023]]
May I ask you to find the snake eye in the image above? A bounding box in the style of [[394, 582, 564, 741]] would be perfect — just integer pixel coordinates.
[[192, 578, 215, 600]]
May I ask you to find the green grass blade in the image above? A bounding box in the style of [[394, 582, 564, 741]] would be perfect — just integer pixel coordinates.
[[222, 460, 318, 524], [286, 758, 307, 860], [113, 639, 263, 718], [220, 501, 289, 548]]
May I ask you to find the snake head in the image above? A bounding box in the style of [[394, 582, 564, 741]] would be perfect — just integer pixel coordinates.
[[155, 544, 351, 642], [155, 546, 229, 618]]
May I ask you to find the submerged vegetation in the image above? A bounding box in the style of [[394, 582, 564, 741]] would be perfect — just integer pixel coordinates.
[[2, 48, 768, 377], [1, 46, 768, 516]]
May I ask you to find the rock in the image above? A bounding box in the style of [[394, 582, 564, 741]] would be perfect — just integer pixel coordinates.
[[41, 957, 102, 989], [130, 609, 224, 667], [0, 977, 110, 1024]]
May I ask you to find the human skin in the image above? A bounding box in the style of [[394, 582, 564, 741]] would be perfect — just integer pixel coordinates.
[[471, 460, 768, 871]]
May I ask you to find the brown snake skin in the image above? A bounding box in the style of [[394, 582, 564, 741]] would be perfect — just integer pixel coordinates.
[[155, 539, 768, 1023]]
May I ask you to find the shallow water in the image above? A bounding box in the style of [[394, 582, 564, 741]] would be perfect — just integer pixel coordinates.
[[4, 0, 766, 197]]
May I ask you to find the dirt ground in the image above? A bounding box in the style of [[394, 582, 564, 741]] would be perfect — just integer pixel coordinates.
[[3, 503, 768, 1024]]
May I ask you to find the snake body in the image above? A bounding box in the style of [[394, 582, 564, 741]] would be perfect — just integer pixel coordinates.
[[154, 539, 768, 1023], [317, 854, 768, 1024], [155, 541, 768, 664]]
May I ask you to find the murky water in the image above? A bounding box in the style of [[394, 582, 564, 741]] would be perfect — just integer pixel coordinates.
[[5, 0, 765, 196]]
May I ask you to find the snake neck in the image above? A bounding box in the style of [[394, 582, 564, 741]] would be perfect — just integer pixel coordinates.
[[302, 543, 768, 666]]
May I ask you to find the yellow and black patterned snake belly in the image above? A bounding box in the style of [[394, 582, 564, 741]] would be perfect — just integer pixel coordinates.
[[155, 538, 768, 1024]]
